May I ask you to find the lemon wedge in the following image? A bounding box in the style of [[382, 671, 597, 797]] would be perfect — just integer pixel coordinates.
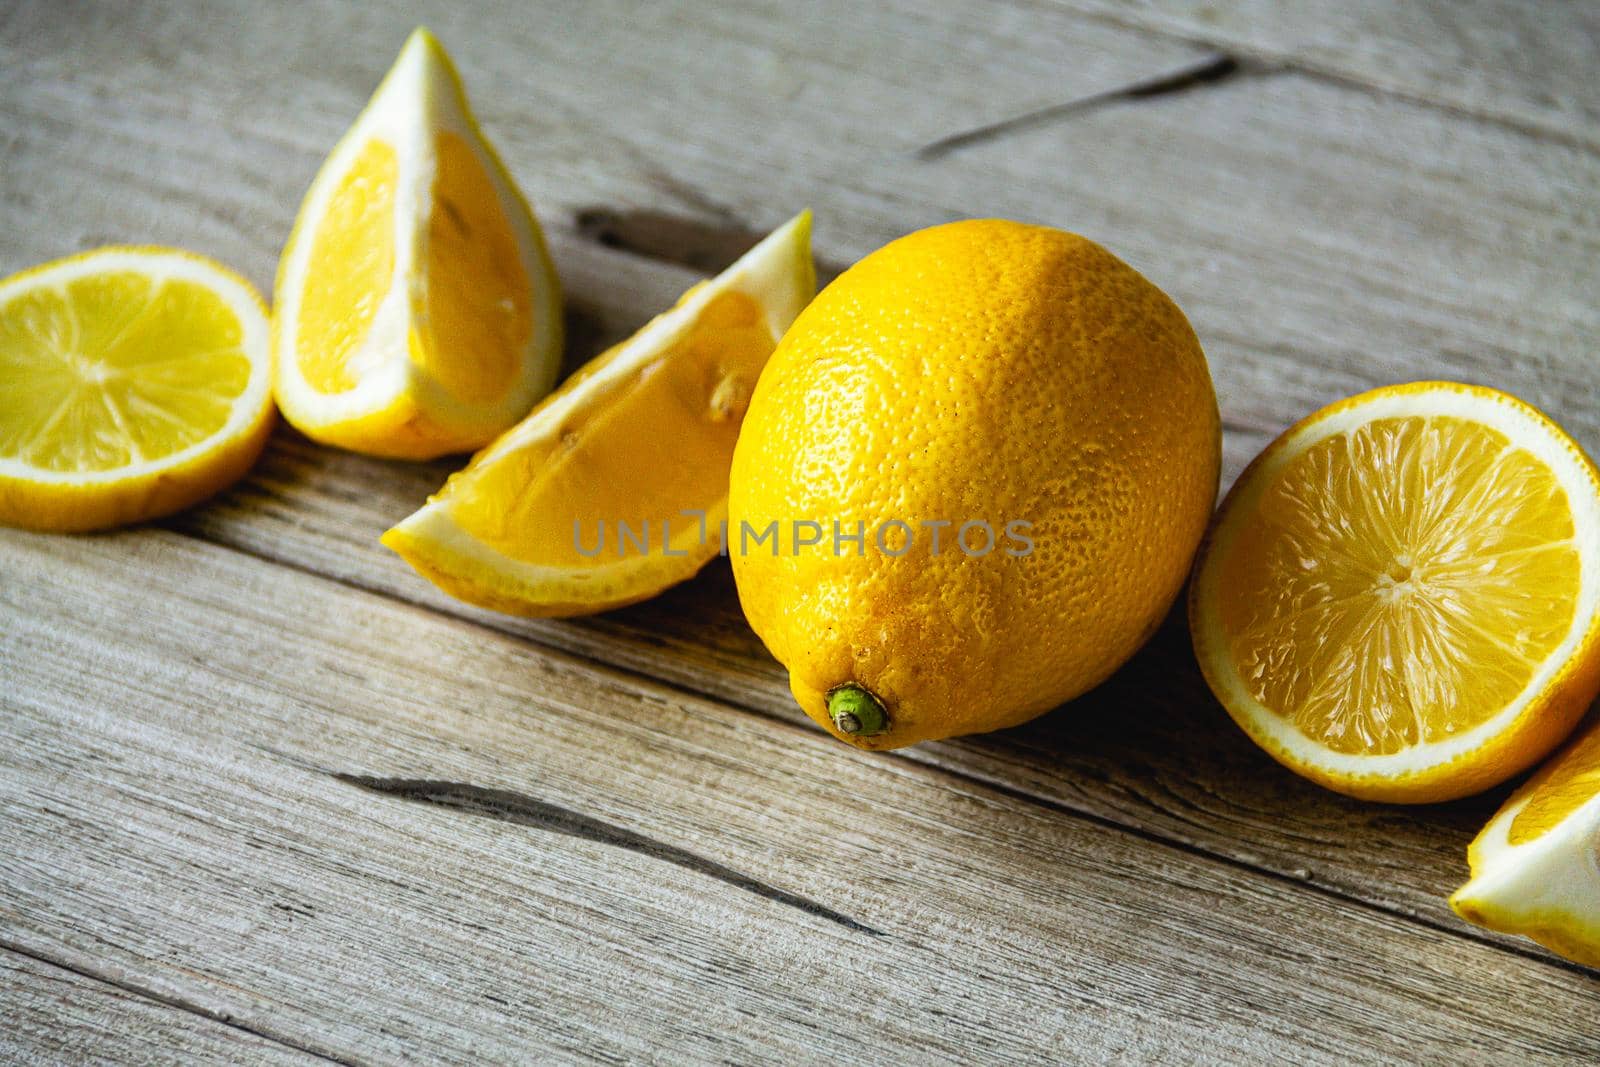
[[272, 27, 562, 459], [0, 247, 272, 532], [1190, 382, 1600, 802], [1451, 716, 1600, 967], [383, 211, 814, 616]]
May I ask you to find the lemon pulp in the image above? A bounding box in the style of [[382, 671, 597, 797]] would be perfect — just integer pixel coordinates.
[[296, 138, 397, 394], [416, 131, 531, 405], [294, 130, 530, 405], [0, 272, 252, 470], [1509, 725, 1600, 844], [447, 290, 770, 565], [1217, 415, 1580, 755]]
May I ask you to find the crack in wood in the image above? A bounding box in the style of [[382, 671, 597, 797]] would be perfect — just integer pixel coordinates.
[[1220, 416, 1277, 436], [210, 534, 1571, 970], [331, 774, 886, 939], [573, 207, 847, 284], [575, 207, 763, 275], [0, 939, 357, 1065], [1056, 5, 1600, 157], [917, 52, 1244, 159]]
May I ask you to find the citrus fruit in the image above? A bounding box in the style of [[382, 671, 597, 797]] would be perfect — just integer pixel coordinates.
[[0, 247, 273, 532], [1450, 714, 1600, 968], [728, 219, 1220, 750], [1190, 382, 1600, 803], [272, 27, 562, 460], [382, 211, 814, 616]]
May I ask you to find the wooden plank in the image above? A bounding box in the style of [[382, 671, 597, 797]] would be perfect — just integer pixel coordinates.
[[3, 526, 1598, 1064], [156, 427, 1540, 958], [1047, 1, 1600, 149], [4, 0, 1596, 954], [2, 1, 1597, 457], [0, 0, 1210, 164], [0, 948, 318, 1065]]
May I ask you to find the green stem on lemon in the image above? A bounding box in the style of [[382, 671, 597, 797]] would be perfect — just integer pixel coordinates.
[[827, 684, 889, 737]]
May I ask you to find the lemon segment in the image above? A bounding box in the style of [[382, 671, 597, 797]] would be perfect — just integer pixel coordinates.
[[1509, 724, 1600, 843], [448, 289, 769, 566], [1191, 382, 1600, 802], [272, 27, 561, 460], [0, 247, 273, 532], [382, 210, 815, 616], [1451, 718, 1600, 968]]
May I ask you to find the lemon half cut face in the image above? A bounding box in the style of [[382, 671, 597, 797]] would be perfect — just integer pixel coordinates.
[[0, 246, 273, 532], [1192, 382, 1600, 803]]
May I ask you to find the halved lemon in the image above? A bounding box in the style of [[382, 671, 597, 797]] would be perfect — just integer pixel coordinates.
[[272, 27, 562, 460], [382, 211, 814, 617], [1190, 382, 1600, 803], [0, 247, 272, 532], [1451, 715, 1600, 967]]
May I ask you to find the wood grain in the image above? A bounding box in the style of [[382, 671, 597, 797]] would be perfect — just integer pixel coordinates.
[[1048, 0, 1600, 149], [163, 422, 1519, 952], [4, 0, 1600, 1057], [4, 1, 1598, 463], [0, 948, 318, 1066], [4, 527, 1598, 1064], [4, 0, 1596, 959]]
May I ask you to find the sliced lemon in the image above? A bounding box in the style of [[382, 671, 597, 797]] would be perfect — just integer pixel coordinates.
[[1190, 382, 1600, 802], [382, 211, 814, 617], [272, 27, 561, 460], [0, 247, 272, 532], [1451, 716, 1600, 967]]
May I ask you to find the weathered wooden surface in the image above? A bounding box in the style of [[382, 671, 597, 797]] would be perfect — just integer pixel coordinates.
[[1048, 0, 1600, 147], [1, 949, 314, 1066], [3, 0, 1599, 1062], [6, 530, 1599, 1064]]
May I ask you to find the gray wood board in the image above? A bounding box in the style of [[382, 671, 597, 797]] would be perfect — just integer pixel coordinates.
[[4, 529, 1598, 1063], [3, 0, 1599, 1059]]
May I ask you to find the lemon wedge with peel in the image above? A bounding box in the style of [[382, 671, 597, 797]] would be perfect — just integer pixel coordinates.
[[273, 27, 562, 460], [1451, 716, 1600, 967], [1190, 382, 1600, 802], [0, 247, 272, 532], [383, 211, 814, 616]]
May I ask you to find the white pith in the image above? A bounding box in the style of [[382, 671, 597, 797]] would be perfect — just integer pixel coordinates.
[[1194, 384, 1600, 780], [1453, 787, 1600, 932], [388, 211, 814, 590], [0, 249, 271, 483], [273, 29, 560, 433]]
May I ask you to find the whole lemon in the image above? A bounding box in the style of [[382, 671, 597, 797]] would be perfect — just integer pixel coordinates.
[[728, 219, 1220, 749]]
